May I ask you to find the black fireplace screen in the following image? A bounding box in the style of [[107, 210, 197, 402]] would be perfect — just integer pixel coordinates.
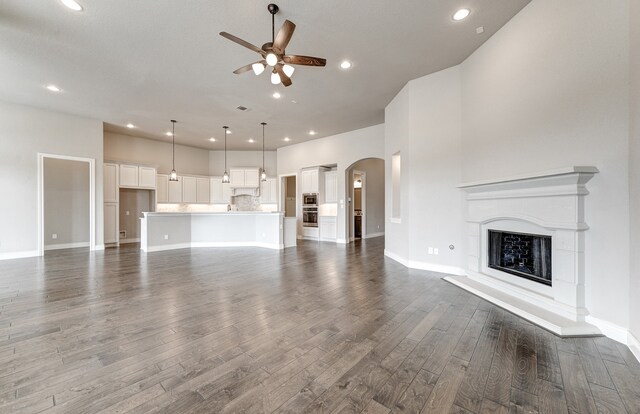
[[488, 230, 552, 286]]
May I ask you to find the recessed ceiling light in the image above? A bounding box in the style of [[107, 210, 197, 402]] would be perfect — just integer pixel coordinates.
[[340, 60, 352, 69], [126, 123, 135, 129], [309, 130, 316, 136], [284, 137, 290, 142], [60, 0, 83, 11], [46, 84, 61, 92], [165, 131, 173, 137], [291, 100, 297, 104], [209, 137, 216, 142], [453, 8, 470, 21], [272, 92, 281, 99], [248, 138, 255, 143]]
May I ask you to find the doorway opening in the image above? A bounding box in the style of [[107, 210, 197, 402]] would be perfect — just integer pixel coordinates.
[[38, 153, 96, 255], [345, 158, 385, 243], [280, 173, 298, 248]]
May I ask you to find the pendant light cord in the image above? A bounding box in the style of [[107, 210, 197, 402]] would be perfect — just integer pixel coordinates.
[[171, 120, 176, 171], [223, 126, 228, 172], [262, 122, 266, 172]]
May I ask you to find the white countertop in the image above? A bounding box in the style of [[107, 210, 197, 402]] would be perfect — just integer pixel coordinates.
[[143, 211, 283, 217]]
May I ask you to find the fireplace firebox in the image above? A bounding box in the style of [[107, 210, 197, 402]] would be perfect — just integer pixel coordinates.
[[488, 230, 552, 286]]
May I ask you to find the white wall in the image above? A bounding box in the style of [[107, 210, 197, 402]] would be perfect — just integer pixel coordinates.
[[104, 132, 210, 176], [629, 0, 640, 345], [460, 0, 630, 330], [209, 151, 277, 177], [0, 100, 103, 259], [384, 0, 632, 332], [277, 124, 385, 242], [44, 158, 90, 248], [384, 67, 464, 273]]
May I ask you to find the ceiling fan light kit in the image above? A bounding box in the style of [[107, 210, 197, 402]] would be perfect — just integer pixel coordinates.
[[219, 3, 326, 87]]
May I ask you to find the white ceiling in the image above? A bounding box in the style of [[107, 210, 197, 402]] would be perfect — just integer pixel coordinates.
[[0, 0, 530, 150]]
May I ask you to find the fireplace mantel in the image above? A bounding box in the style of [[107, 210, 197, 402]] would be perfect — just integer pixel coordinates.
[[447, 166, 600, 336]]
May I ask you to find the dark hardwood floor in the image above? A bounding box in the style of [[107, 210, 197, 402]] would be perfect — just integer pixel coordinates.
[[0, 238, 639, 413]]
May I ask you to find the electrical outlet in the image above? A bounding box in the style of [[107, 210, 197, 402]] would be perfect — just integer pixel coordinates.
[[434, 248, 439, 255], [164, 234, 169, 240], [428, 247, 434, 254], [52, 233, 58, 240], [126, 211, 130, 216]]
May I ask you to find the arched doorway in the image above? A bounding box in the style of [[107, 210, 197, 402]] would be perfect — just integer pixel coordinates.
[[344, 158, 385, 242]]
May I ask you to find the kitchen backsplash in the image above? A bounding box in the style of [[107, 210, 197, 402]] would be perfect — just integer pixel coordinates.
[[233, 195, 260, 211]]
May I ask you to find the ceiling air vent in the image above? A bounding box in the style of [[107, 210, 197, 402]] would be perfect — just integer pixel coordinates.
[[236, 105, 248, 111]]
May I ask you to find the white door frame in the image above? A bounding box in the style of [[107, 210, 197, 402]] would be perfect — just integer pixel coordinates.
[[351, 170, 366, 240], [37, 153, 96, 256], [278, 172, 298, 216]]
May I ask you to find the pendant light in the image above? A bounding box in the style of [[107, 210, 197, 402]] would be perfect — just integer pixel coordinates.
[[222, 126, 230, 183], [260, 122, 267, 181], [169, 120, 178, 181]]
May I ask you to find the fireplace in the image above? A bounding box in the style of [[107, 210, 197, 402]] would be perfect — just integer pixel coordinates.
[[488, 230, 552, 286], [447, 166, 600, 336]]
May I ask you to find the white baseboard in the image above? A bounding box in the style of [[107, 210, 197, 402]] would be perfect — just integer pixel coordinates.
[[120, 238, 141, 244], [336, 238, 348, 244], [628, 331, 640, 364], [585, 316, 629, 344], [0, 250, 39, 261], [143, 243, 191, 252], [363, 232, 385, 239], [44, 242, 90, 251], [383, 249, 466, 276], [93, 244, 105, 251], [191, 241, 283, 250]]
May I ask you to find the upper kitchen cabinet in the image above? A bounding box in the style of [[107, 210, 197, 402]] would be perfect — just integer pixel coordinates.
[[210, 177, 231, 204], [260, 178, 278, 204], [301, 167, 328, 194], [196, 177, 210, 203], [104, 163, 119, 203], [324, 171, 338, 203], [230, 168, 260, 188], [138, 167, 156, 189], [182, 176, 197, 203], [119, 164, 138, 188], [156, 174, 169, 203], [168, 177, 182, 203], [119, 164, 156, 189]]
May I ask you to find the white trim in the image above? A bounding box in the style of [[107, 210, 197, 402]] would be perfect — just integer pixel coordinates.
[[384, 249, 409, 266], [363, 232, 385, 239], [457, 166, 599, 189], [384, 249, 466, 276], [628, 331, 640, 364], [389, 217, 402, 224], [143, 243, 191, 252], [444, 275, 601, 337], [144, 241, 283, 253], [0, 250, 39, 261], [44, 242, 90, 251], [94, 244, 105, 251], [584, 316, 630, 344], [38, 153, 96, 256], [119, 238, 141, 244], [336, 238, 348, 244]]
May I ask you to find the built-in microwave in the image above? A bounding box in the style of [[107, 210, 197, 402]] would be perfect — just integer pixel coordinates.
[[303, 193, 318, 206]]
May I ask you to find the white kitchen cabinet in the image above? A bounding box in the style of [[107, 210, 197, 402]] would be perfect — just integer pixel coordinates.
[[156, 174, 169, 203], [230, 168, 260, 187], [211, 177, 232, 204], [324, 171, 338, 203], [168, 177, 182, 203], [301, 169, 317, 193], [260, 178, 278, 204], [319, 216, 337, 241], [302, 226, 319, 239], [104, 203, 119, 244], [196, 177, 210, 203], [138, 166, 156, 189], [104, 163, 119, 203], [182, 176, 197, 203], [119, 164, 139, 188]]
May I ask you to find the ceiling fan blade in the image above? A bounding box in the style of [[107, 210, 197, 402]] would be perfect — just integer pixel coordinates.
[[220, 32, 266, 57], [275, 65, 292, 87], [273, 20, 296, 55], [233, 60, 265, 75], [282, 55, 327, 67]]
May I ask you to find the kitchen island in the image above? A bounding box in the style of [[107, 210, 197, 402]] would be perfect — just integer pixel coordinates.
[[140, 211, 284, 252]]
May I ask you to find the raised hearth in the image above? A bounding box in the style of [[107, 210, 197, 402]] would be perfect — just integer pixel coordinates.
[[448, 166, 600, 336]]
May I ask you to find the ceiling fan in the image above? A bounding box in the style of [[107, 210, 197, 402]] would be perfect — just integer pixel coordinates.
[[219, 3, 326, 87]]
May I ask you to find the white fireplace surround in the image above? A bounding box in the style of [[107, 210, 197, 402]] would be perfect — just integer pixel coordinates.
[[446, 166, 601, 336]]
